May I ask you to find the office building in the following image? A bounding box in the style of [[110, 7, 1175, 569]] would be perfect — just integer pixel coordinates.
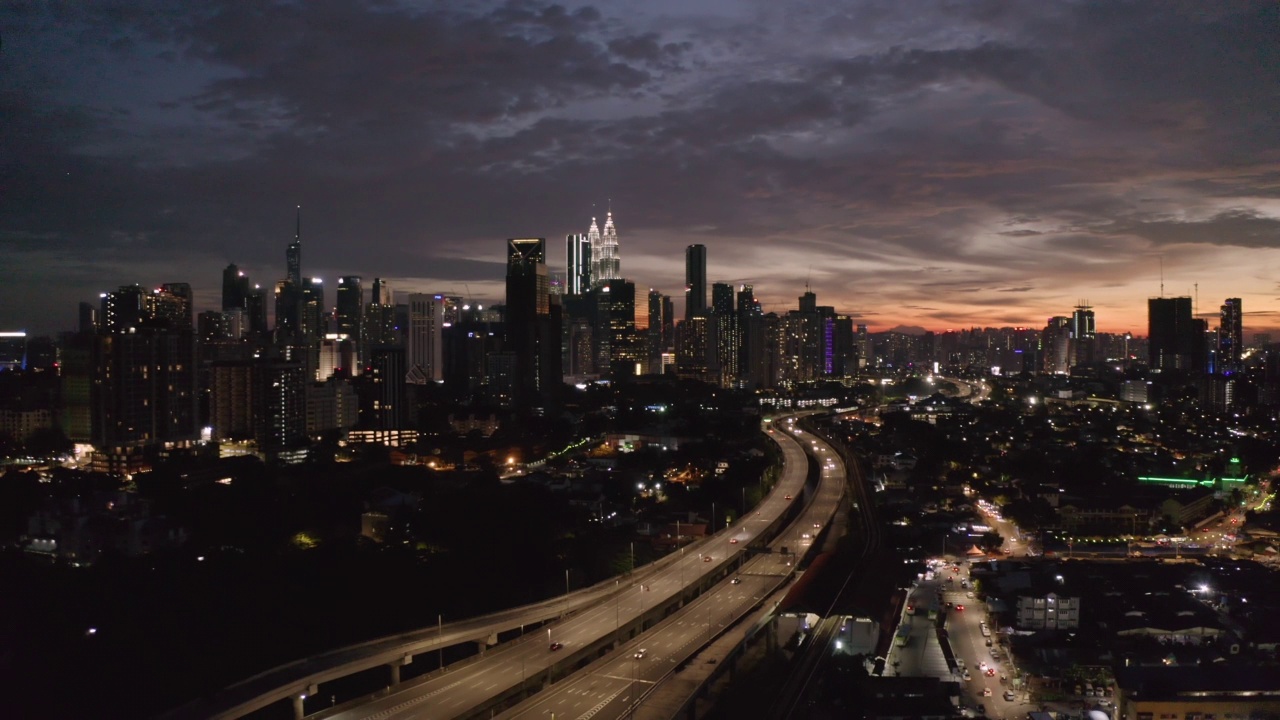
[[335, 276, 363, 349], [566, 233, 592, 295], [222, 264, 250, 312], [1071, 302, 1096, 366], [407, 293, 456, 384], [364, 278, 397, 347], [505, 238, 561, 405], [1219, 298, 1243, 375], [685, 244, 707, 320], [712, 282, 739, 384], [598, 279, 642, 380], [591, 211, 620, 285], [1148, 297, 1202, 372]]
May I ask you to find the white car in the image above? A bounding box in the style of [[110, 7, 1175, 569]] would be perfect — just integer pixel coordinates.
[[634, 648, 647, 659]]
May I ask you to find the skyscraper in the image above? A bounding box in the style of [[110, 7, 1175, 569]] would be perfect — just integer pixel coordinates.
[[1219, 298, 1243, 375], [566, 233, 592, 295], [505, 238, 560, 405], [647, 290, 667, 374], [1071, 302, 1096, 366], [593, 211, 621, 284], [287, 206, 302, 286], [364, 278, 397, 347], [685, 244, 707, 320], [1148, 296, 1200, 372], [335, 275, 364, 344], [712, 282, 739, 384], [407, 293, 456, 384], [222, 264, 250, 312]]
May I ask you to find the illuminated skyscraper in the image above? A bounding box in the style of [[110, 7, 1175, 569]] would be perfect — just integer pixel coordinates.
[[407, 293, 457, 384], [1219, 298, 1243, 375], [364, 278, 397, 347], [335, 275, 363, 344], [566, 233, 592, 295], [1071, 302, 1096, 366], [593, 211, 620, 284], [287, 206, 302, 285]]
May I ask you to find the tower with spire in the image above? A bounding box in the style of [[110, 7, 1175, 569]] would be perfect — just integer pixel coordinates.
[[287, 205, 302, 285], [591, 203, 620, 285]]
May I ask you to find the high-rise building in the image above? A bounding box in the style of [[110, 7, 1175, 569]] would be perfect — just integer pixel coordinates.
[[253, 360, 308, 462], [246, 286, 269, 337], [100, 284, 148, 333], [712, 282, 739, 384], [566, 233, 592, 295], [685, 244, 707, 320], [91, 329, 198, 451], [335, 275, 364, 346], [299, 277, 325, 340], [363, 278, 396, 347], [1148, 297, 1200, 372], [1071, 302, 1096, 366], [647, 290, 667, 374], [1043, 316, 1072, 374], [1219, 298, 1243, 375], [287, 206, 302, 286], [222, 264, 250, 312], [592, 211, 620, 285], [598, 279, 641, 379], [407, 293, 454, 384], [156, 283, 194, 332], [505, 238, 560, 405]]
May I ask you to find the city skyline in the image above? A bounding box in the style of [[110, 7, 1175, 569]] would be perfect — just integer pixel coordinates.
[[3, 1, 1279, 335]]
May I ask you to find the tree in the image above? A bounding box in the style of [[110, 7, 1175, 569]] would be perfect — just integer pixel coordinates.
[[979, 530, 1004, 553]]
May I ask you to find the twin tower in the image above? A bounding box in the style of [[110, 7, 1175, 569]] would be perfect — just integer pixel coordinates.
[[565, 211, 620, 295]]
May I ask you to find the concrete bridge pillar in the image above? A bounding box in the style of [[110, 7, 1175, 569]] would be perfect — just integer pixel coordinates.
[[388, 654, 412, 686], [292, 685, 317, 720]]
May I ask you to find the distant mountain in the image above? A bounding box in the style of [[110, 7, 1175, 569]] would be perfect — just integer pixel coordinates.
[[886, 325, 928, 336]]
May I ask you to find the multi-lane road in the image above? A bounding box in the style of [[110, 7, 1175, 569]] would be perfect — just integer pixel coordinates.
[[313, 415, 829, 720], [488, 416, 847, 720]]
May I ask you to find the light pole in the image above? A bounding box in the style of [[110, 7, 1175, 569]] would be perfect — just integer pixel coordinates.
[[711, 502, 716, 536], [437, 614, 443, 671]]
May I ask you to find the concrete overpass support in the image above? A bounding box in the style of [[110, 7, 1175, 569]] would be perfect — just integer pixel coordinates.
[[292, 684, 318, 720], [387, 654, 411, 686]]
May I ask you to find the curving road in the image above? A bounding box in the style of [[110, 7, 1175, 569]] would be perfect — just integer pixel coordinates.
[[315, 415, 824, 720], [490, 415, 848, 720]]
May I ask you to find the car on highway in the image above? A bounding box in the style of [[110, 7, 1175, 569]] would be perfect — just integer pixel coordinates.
[[731, 577, 742, 585], [634, 648, 647, 659], [982, 687, 992, 697], [962, 670, 972, 681], [784, 494, 793, 500], [985, 668, 996, 677], [1004, 690, 1016, 702], [549, 642, 563, 651], [976, 704, 986, 716], [703, 555, 712, 562], [729, 538, 739, 544], [955, 604, 965, 611]]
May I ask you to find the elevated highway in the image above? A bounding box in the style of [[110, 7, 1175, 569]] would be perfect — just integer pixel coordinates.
[[165, 415, 818, 720], [488, 416, 847, 720]]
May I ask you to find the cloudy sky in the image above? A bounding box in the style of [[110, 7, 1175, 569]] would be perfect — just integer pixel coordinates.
[[3, 0, 1279, 336]]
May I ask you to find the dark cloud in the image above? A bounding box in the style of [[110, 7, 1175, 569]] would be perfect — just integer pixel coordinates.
[[1094, 209, 1280, 249], [2, 0, 1279, 334]]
